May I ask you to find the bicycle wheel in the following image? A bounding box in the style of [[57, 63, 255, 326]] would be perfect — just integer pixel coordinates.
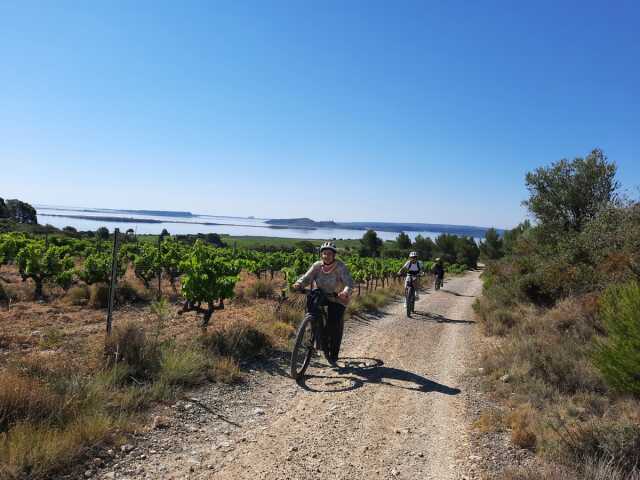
[[406, 287, 415, 317], [290, 314, 315, 379]]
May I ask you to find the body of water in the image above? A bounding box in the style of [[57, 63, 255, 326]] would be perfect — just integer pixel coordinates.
[[36, 206, 455, 242]]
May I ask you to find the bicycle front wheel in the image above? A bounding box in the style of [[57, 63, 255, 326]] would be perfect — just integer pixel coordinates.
[[291, 314, 315, 379], [406, 287, 415, 317]]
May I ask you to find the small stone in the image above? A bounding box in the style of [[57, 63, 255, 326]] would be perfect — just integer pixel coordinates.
[[120, 444, 134, 453], [152, 415, 171, 429], [84, 470, 93, 478], [254, 408, 265, 415], [500, 374, 511, 383], [418, 452, 424, 458], [103, 473, 115, 480], [391, 468, 399, 476], [289, 446, 298, 452]]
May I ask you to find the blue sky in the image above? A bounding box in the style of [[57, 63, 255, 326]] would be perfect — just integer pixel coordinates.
[[1, 0, 638, 228]]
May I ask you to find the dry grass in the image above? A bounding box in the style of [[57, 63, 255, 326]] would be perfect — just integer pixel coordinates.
[[65, 285, 89, 306], [0, 413, 122, 480], [210, 356, 242, 384], [509, 404, 538, 450], [0, 371, 65, 431], [88, 283, 109, 309], [201, 319, 273, 359], [473, 407, 506, 433], [244, 279, 275, 299]]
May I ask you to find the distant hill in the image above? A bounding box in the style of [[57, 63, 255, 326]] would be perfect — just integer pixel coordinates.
[[266, 218, 339, 228]]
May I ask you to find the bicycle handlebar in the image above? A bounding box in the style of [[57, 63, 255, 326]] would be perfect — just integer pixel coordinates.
[[291, 287, 339, 299]]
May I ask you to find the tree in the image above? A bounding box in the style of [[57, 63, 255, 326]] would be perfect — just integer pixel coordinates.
[[479, 228, 504, 260], [434, 233, 458, 264], [503, 220, 531, 254], [523, 149, 619, 234], [396, 232, 412, 250], [359, 229, 383, 257], [96, 227, 110, 240], [4, 199, 38, 224], [455, 236, 480, 269], [412, 235, 435, 260]]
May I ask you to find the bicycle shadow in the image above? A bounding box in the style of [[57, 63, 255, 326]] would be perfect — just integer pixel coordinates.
[[411, 311, 476, 324], [440, 289, 475, 298], [298, 357, 461, 396]]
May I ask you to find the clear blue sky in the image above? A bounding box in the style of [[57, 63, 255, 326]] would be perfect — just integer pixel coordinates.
[[1, 1, 638, 228]]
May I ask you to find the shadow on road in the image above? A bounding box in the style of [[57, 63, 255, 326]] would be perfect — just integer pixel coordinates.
[[298, 357, 461, 396], [440, 289, 475, 298], [411, 311, 475, 324]]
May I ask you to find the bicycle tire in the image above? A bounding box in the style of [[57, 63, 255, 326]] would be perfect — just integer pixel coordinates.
[[290, 314, 315, 379], [406, 286, 415, 317]]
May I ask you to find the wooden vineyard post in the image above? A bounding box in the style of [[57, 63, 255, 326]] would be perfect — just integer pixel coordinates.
[[157, 233, 163, 300], [106, 228, 120, 336]]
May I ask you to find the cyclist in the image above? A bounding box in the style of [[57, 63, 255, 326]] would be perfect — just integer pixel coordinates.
[[398, 251, 423, 299], [432, 257, 445, 289], [292, 241, 354, 366]]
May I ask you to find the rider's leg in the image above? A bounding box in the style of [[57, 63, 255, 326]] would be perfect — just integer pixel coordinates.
[[326, 301, 346, 364]]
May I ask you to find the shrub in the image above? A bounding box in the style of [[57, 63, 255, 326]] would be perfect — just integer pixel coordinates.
[[594, 281, 640, 396], [159, 345, 208, 386], [201, 319, 272, 359], [245, 279, 274, 299], [66, 285, 89, 306], [210, 356, 241, 384], [88, 283, 110, 309], [0, 371, 65, 431], [509, 404, 538, 450], [116, 281, 147, 304], [551, 419, 640, 476], [104, 322, 160, 380]]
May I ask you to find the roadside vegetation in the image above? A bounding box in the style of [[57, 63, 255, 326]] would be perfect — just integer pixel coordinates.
[[475, 149, 640, 479]]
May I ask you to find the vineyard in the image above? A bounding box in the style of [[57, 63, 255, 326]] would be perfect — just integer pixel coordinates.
[[0, 230, 466, 326]]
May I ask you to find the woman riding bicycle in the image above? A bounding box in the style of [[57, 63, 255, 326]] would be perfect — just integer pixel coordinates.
[[292, 241, 354, 366], [398, 251, 423, 298]]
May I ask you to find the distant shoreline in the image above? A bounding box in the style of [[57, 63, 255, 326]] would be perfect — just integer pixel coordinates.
[[38, 213, 317, 231], [39, 211, 496, 238]]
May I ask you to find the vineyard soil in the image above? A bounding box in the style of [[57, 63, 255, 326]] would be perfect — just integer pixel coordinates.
[[95, 270, 484, 480]]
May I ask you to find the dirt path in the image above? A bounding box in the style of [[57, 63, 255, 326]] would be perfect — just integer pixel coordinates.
[[102, 270, 483, 480]]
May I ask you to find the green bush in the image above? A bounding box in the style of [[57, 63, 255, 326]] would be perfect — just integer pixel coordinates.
[[594, 281, 640, 396]]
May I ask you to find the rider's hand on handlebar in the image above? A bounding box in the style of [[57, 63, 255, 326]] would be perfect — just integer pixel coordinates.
[[291, 282, 302, 292], [337, 289, 350, 301]]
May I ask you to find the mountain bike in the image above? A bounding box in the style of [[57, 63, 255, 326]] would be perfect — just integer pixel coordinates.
[[404, 273, 419, 317], [434, 275, 444, 291], [290, 288, 342, 380]]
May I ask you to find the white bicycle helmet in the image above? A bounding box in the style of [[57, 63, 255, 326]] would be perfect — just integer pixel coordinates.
[[320, 241, 337, 253], [409, 251, 418, 258]]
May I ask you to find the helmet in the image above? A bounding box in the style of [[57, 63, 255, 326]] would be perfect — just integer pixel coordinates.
[[320, 241, 337, 253], [435, 257, 441, 262], [409, 251, 418, 258]]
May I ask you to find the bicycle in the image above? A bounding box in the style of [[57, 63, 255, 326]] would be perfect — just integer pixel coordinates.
[[434, 275, 444, 291], [290, 288, 342, 380], [404, 273, 420, 317]]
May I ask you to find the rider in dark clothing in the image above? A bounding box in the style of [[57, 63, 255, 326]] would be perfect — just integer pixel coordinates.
[[432, 259, 445, 280]]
